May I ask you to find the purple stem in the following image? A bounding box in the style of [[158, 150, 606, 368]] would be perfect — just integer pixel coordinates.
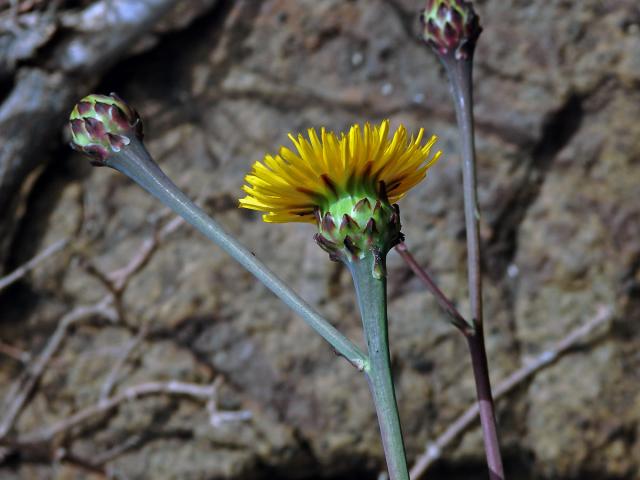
[[441, 52, 505, 479]]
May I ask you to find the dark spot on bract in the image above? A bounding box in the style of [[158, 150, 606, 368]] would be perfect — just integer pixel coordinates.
[[77, 101, 92, 115], [70, 119, 86, 137], [95, 102, 110, 116], [84, 117, 106, 138]]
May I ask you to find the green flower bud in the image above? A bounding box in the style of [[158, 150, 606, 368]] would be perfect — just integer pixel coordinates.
[[314, 184, 403, 278], [420, 0, 482, 60], [69, 93, 143, 166]]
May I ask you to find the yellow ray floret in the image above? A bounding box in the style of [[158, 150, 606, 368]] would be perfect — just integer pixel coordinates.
[[239, 120, 441, 223]]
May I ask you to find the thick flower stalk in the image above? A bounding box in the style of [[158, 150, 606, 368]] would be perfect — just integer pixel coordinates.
[[68, 93, 368, 371], [240, 120, 440, 480]]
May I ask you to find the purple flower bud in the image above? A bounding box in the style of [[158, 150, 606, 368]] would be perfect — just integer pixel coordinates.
[[69, 93, 143, 165], [420, 0, 482, 60]]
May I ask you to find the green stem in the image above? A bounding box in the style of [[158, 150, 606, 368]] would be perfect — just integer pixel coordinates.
[[348, 255, 408, 480], [105, 139, 368, 371]]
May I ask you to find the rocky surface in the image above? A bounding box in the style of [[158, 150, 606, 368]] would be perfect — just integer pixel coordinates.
[[1, 0, 639, 479]]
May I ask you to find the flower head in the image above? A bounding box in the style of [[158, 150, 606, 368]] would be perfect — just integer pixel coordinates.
[[69, 93, 143, 166], [239, 120, 440, 268], [420, 0, 482, 60]]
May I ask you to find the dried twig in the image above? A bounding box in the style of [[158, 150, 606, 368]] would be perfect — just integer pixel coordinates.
[[16, 378, 251, 444], [107, 215, 184, 292], [206, 377, 252, 427], [409, 305, 613, 480], [0, 340, 31, 364], [99, 324, 148, 402], [93, 433, 144, 466], [0, 340, 69, 368], [0, 296, 118, 439], [0, 210, 185, 439], [0, 238, 68, 292], [10, 203, 250, 449]]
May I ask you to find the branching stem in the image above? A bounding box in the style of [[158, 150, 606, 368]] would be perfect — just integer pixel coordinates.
[[395, 242, 471, 334]]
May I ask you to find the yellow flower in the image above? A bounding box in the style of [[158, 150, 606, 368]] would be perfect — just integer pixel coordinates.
[[239, 120, 440, 224]]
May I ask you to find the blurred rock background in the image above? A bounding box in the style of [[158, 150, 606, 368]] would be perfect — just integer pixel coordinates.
[[0, 0, 639, 479]]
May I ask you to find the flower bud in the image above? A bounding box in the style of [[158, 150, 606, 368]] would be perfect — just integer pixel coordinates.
[[314, 188, 403, 278], [420, 0, 482, 60], [69, 93, 143, 166]]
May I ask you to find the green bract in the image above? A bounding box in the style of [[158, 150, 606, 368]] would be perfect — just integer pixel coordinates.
[[314, 190, 402, 278]]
